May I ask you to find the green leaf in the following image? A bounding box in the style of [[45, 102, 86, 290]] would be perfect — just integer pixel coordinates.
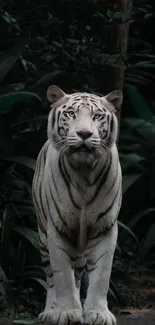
[[0, 267, 7, 284], [136, 121, 155, 144], [139, 222, 155, 260], [12, 225, 39, 251], [116, 244, 122, 254], [122, 173, 144, 196], [120, 117, 146, 130], [119, 153, 146, 174], [125, 77, 147, 87], [0, 156, 36, 171], [29, 277, 48, 291], [132, 62, 155, 68], [0, 38, 28, 84], [118, 221, 139, 246], [30, 71, 63, 90], [109, 280, 121, 302], [13, 321, 36, 325], [11, 115, 47, 128], [21, 265, 45, 279], [119, 133, 147, 146], [0, 92, 42, 114], [128, 208, 155, 229], [0, 206, 8, 243], [125, 84, 153, 120], [0, 283, 6, 296]]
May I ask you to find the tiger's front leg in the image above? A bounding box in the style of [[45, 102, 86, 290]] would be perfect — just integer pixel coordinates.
[[84, 222, 118, 325], [45, 225, 83, 325]]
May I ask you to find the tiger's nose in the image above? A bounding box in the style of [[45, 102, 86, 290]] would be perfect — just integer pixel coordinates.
[[76, 131, 93, 140]]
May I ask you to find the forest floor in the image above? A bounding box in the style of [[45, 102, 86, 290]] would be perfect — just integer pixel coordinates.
[[1, 311, 155, 325]]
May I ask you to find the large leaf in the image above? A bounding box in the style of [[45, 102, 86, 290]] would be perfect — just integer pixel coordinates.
[[125, 84, 153, 120], [28, 277, 48, 291], [0, 156, 36, 171], [30, 71, 63, 90], [11, 115, 47, 128], [12, 225, 39, 251], [128, 208, 155, 229], [122, 173, 144, 196], [136, 121, 155, 145], [21, 265, 45, 279], [0, 38, 28, 84], [109, 280, 121, 302], [13, 321, 36, 325], [0, 206, 8, 243], [120, 117, 147, 131], [118, 221, 139, 246], [138, 222, 155, 260], [0, 92, 42, 114], [0, 267, 7, 284], [119, 153, 146, 174]]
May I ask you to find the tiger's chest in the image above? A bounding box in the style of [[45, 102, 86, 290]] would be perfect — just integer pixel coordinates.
[[45, 148, 121, 234], [45, 169, 117, 229]]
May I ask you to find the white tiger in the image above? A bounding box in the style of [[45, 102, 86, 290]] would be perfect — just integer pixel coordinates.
[[32, 85, 123, 325]]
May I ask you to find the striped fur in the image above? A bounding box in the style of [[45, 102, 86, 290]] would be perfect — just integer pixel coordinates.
[[32, 86, 123, 325]]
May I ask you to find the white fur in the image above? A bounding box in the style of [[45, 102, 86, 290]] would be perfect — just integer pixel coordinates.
[[32, 88, 122, 325]]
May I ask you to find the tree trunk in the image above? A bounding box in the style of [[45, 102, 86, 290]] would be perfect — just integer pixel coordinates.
[[101, 0, 133, 123]]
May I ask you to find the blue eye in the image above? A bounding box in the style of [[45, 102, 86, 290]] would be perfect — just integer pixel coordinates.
[[66, 111, 75, 118], [94, 113, 102, 120]]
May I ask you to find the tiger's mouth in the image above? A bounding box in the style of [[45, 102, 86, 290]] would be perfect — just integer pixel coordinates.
[[69, 144, 92, 154]]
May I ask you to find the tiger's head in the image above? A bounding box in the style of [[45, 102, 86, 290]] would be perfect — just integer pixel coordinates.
[[47, 85, 123, 168]]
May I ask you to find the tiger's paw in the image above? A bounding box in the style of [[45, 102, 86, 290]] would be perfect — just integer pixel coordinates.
[[84, 309, 116, 325], [38, 308, 84, 324]]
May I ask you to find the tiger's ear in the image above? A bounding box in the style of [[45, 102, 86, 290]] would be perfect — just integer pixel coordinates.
[[103, 90, 123, 113], [47, 85, 66, 104]]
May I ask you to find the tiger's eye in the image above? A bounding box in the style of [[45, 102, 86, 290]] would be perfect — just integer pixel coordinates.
[[94, 113, 101, 120], [66, 111, 75, 118]]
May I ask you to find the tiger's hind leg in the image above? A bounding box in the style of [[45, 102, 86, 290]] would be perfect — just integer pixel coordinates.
[[38, 231, 56, 322]]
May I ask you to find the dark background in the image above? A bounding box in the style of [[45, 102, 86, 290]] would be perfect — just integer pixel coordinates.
[[0, 0, 155, 319]]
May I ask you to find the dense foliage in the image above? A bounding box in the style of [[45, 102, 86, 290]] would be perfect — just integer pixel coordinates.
[[0, 0, 155, 314]]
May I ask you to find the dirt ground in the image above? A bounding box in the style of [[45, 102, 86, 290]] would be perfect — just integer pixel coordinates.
[[1, 312, 155, 325]]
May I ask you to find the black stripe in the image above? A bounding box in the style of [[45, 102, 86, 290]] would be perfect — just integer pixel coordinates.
[[87, 265, 97, 273], [64, 159, 85, 194], [45, 180, 78, 245], [88, 219, 118, 240], [104, 156, 118, 198], [45, 177, 78, 244], [110, 114, 114, 134], [51, 165, 61, 201], [42, 260, 50, 268], [52, 107, 57, 127], [39, 239, 48, 253], [32, 142, 49, 233], [75, 266, 85, 273], [59, 154, 80, 210], [88, 251, 108, 266], [89, 162, 106, 185], [44, 184, 71, 241], [57, 111, 61, 127], [60, 248, 77, 262], [86, 153, 112, 205], [47, 175, 69, 229], [49, 283, 54, 288], [96, 183, 121, 222], [33, 194, 46, 234], [65, 106, 74, 111], [86, 239, 103, 251], [39, 183, 47, 222]]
